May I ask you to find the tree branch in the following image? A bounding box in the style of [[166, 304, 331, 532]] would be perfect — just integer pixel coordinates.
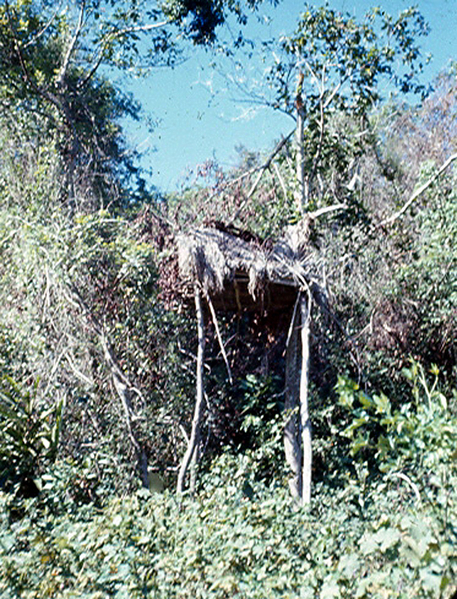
[[273, 160, 288, 201], [23, 8, 59, 49], [78, 19, 169, 88], [56, 0, 86, 87], [228, 128, 295, 224], [380, 153, 457, 226]]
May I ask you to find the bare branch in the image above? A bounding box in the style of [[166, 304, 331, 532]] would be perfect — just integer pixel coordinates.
[[66, 284, 148, 486], [308, 203, 347, 219], [388, 471, 422, 505], [203, 289, 233, 385], [56, 1, 86, 87], [273, 161, 288, 201], [380, 153, 457, 226], [228, 128, 295, 224], [323, 80, 343, 109], [64, 351, 95, 387], [23, 6, 59, 49]]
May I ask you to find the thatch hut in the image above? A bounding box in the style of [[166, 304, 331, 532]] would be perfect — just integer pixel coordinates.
[[176, 222, 324, 504]]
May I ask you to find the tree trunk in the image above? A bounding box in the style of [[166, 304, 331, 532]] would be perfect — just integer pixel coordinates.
[[295, 103, 306, 214], [100, 333, 149, 488], [177, 284, 206, 494]]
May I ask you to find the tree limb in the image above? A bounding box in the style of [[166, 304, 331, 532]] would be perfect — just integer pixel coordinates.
[[23, 7, 59, 49], [308, 203, 347, 219], [78, 20, 169, 88], [389, 471, 422, 505], [380, 153, 457, 226], [228, 128, 295, 224], [56, 0, 86, 87], [273, 161, 288, 201]]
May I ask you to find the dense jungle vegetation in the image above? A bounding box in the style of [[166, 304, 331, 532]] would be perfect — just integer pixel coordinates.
[[0, 0, 455, 597]]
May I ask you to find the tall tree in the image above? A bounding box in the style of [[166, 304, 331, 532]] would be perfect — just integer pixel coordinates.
[[262, 5, 430, 212], [0, 0, 270, 210]]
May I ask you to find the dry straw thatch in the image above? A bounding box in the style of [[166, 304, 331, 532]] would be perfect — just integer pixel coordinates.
[[177, 221, 318, 312]]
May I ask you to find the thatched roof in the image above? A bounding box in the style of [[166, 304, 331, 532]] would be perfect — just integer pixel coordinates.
[[177, 223, 317, 312]]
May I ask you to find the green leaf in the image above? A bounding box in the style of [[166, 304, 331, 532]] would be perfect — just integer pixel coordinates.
[[112, 514, 123, 527], [359, 393, 374, 409], [373, 393, 391, 415], [420, 569, 443, 593], [338, 553, 360, 578], [350, 434, 370, 455], [374, 527, 401, 552], [360, 534, 378, 556], [321, 579, 340, 598]]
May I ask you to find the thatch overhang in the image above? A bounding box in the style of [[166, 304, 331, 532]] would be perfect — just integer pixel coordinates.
[[177, 224, 314, 313]]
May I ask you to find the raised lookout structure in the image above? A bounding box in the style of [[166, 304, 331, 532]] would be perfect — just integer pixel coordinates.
[[176, 221, 325, 505]]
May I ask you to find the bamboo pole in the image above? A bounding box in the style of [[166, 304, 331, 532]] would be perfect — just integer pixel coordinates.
[[177, 284, 206, 494]]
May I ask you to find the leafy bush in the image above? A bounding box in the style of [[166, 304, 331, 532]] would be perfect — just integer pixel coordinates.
[[0, 363, 455, 598], [337, 361, 456, 477], [0, 376, 62, 498], [0, 472, 455, 598]]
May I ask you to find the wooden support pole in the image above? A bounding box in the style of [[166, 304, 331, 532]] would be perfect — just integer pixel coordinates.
[[284, 291, 312, 505], [203, 289, 233, 385], [299, 293, 312, 505], [177, 284, 206, 494], [284, 296, 303, 501]]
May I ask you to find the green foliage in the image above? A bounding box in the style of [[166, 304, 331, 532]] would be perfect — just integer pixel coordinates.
[[271, 4, 428, 112], [254, 3, 430, 213], [0, 433, 455, 598], [393, 167, 457, 374], [0, 108, 195, 492], [237, 374, 286, 481], [337, 361, 456, 482], [0, 1, 159, 210], [0, 376, 62, 497], [2, 362, 454, 597]]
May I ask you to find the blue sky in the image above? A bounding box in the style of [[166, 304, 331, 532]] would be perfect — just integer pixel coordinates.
[[121, 0, 457, 193]]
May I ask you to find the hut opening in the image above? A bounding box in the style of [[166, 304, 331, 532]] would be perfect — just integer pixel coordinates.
[[176, 222, 324, 505]]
